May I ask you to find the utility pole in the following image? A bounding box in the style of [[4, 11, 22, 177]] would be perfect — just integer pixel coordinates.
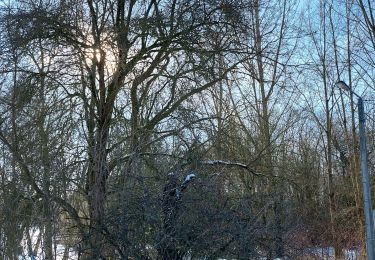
[[335, 81, 375, 259]]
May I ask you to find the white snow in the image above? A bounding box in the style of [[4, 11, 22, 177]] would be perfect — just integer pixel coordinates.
[[202, 159, 247, 168], [303, 247, 359, 260], [18, 227, 78, 260], [184, 173, 196, 182]]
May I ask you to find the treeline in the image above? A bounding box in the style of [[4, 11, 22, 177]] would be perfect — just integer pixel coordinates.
[[0, 0, 374, 259]]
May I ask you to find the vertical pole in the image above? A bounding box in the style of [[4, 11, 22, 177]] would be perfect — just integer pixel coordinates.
[[358, 97, 375, 259]]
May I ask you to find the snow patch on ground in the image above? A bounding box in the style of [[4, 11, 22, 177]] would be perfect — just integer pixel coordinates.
[[303, 247, 359, 260], [17, 228, 78, 260]]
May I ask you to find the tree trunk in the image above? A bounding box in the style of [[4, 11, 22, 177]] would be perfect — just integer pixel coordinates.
[[158, 174, 189, 260], [86, 126, 110, 259], [37, 43, 54, 260], [346, 0, 365, 255], [254, 0, 284, 257]]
